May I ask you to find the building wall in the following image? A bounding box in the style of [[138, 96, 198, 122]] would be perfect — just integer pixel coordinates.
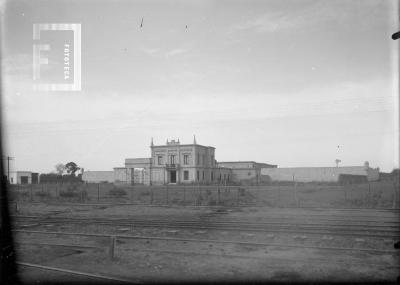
[[218, 162, 255, 169], [261, 166, 380, 182], [150, 141, 217, 184], [231, 169, 258, 182], [82, 171, 114, 183], [113, 168, 145, 184]]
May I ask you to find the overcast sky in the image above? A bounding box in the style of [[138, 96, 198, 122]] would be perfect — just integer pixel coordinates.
[[1, 0, 399, 173]]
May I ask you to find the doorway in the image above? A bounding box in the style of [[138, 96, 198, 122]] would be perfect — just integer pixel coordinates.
[[20, 176, 28, 184], [170, 171, 176, 183]]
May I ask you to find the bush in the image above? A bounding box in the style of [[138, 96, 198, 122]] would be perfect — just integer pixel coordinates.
[[140, 191, 150, 196], [108, 187, 127, 197], [35, 191, 50, 198], [59, 190, 79, 198], [59, 184, 80, 198]]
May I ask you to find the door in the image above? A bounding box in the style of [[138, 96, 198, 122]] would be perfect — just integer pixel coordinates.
[[170, 171, 176, 183], [20, 176, 28, 184]]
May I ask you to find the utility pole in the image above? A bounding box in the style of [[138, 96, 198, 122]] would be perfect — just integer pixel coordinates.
[[2, 156, 14, 184]]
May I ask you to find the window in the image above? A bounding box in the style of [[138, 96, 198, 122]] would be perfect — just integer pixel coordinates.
[[184, 154, 189, 165], [197, 171, 199, 181], [202, 171, 205, 180], [211, 155, 214, 166], [170, 155, 176, 164], [157, 156, 163, 165], [202, 155, 206, 165], [211, 172, 213, 181], [184, 171, 189, 180], [197, 153, 199, 165]]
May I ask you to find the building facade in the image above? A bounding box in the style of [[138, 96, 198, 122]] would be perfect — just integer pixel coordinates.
[[261, 162, 380, 183], [8, 171, 39, 184], [217, 161, 277, 184], [151, 138, 220, 184]]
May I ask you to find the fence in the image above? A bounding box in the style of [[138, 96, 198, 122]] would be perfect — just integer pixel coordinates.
[[7, 180, 400, 208]]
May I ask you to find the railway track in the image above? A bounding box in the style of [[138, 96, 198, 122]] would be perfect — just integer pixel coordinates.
[[13, 215, 400, 238], [17, 262, 136, 283], [14, 201, 400, 212], [14, 229, 399, 255]]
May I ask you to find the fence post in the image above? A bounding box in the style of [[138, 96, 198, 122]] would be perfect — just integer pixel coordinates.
[[109, 236, 116, 260], [368, 182, 371, 207], [150, 186, 153, 205], [393, 181, 397, 209], [183, 185, 186, 204], [131, 185, 133, 204], [166, 185, 169, 205], [293, 176, 298, 207], [236, 187, 240, 206], [30, 185, 33, 202], [97, 184, 100, 202], [194, 185, 197, 206], [199, 184, 202, 206], [217, 185, 220, 205]]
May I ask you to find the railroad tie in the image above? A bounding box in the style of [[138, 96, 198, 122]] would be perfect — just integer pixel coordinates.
[[293, 235, 307, 240], [322, 235, 333, 241]]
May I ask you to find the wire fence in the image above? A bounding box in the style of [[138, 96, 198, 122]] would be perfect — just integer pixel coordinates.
[[7, 180, 400, 209]]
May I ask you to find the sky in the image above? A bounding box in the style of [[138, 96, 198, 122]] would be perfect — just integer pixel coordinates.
[[1, 0, 399, 173]]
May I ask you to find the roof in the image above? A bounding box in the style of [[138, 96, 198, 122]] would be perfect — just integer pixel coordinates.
[[218, 161, 277, 167], [125, 158, 151, 163], [152, 144, 215, 149]]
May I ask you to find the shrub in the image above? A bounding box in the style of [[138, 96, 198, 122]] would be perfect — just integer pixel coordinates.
[[108, 187, 127, 197], [35, 191, 50, 198], [59, 190, 79, 198]]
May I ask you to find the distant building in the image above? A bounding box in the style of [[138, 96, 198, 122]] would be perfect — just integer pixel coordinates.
[[123, 138, 236, 185], [217, 161, 277, 184], [82, 137, 276, 185], [8, 171, 39, 184], [261, 162, 379, 183]]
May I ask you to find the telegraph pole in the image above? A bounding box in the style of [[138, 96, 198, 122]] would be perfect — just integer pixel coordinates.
[[2, 156, 14, 183]]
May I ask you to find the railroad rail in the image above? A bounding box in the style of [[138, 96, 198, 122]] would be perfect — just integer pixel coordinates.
[[12, 215, 400, 238], [17, 262, 137, 283], [14, 229, 399, 255], [13, 200, 400, 211]]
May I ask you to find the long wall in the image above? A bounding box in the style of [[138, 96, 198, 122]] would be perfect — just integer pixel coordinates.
[[82, 171, 114, 183], [261, 166, 379, 182]]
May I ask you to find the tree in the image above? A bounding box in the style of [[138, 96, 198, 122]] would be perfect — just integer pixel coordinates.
[[55, 163, 66, 175], [65, 162, 80, 175]]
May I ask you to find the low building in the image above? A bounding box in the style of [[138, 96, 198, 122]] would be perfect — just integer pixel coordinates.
[[261, 162, 379, 183], [113, 166, 146, 184], [217, 161, 277, 184], [9, 171, 38, 184]]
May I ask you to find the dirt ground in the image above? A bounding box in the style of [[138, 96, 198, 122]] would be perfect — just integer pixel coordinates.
[[11, 202, 400, 283]]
